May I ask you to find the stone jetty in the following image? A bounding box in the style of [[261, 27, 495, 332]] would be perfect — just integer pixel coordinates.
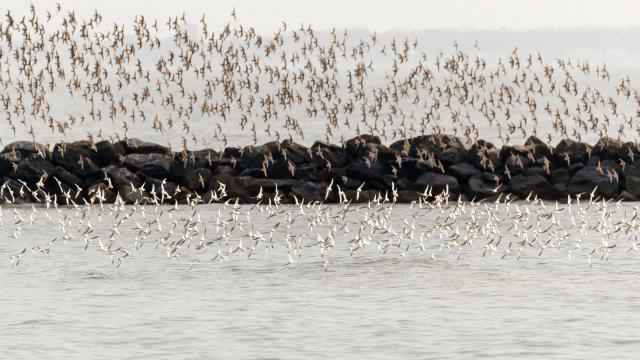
[[0, 134, 638, 204]]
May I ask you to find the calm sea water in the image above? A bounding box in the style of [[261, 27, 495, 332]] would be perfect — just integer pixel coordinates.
[[2, 204, 640, 359]]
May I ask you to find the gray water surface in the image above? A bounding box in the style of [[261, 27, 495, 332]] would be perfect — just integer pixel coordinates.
[[2, 204, 640, 359]]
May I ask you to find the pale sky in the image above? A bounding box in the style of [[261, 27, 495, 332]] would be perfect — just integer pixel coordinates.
[[5, 0, 640, 34]]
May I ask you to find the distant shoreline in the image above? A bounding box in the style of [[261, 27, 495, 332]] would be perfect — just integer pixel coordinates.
[[0, 134, 637, 204]]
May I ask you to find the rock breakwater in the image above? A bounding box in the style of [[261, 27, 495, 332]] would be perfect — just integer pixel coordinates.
[[0, 135, 637, 204]]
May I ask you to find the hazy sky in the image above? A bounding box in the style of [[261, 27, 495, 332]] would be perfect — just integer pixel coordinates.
[[5, 0, 640, 34]]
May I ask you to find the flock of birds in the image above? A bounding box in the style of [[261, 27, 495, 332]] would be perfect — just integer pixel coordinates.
[[0, 3, 637, 150], [2, 4, 640, 268], [3, 186, 636, 269]]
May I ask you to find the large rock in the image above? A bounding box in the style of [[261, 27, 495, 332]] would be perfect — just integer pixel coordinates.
[[119, 138, 170, 155], [310, 141, 349, 168], [555, 139, 590, 165], [448, 163, 482, 182], [293, 163, 320, 181], [411, 158, 443, 178], [625, 175, 640, 198], [238, 144, 274, 169], [183, 168, 212, 192], [117, 183, 149, 204], [466, 176, 509, 199], [209, 169, 250, 202], [568, 166, 620, 198], [550, 168, 570, 185], [85, 182, 117, 203], [95, 140, 126, 166], [171, 149, 219, 175], [123, 153, 173, 179], [499, 144, 531, 161], [0, 177, 33, 203], [414, 172, 459, 195], [104, 165, 142, 188], [345, 135, 381, 157], [503, 154, 531, 176], [52, 141, 101, 177], [623, 164, 640, 197], [52, 166, 83, 186], [523, 166, 548, 177], [524, 136, 552, 159], [238, 177, 295, 197], [249, 158, 296, 179], [390, 134, 465, 158], [278, 140, 309, 165], [0, 152, 20, 176], [510, 174, 563, 199], [592, 137, 637, 162], [346, 158, 388, 181], [144, 177, 191, 204], [468, 140, 502, 173], [438, 146, 468, 166], [13, 155, 56, 185], [291, 181, 329, 202], [362, 143, 396, 163], [1, 141, 48, 158]]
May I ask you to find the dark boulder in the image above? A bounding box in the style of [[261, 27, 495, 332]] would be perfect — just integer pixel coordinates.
[[482, 171, 503, 184], [265, 158, 297, 179], [238, 177, 295, 197], [466, 176, 509, 199], [623, 164, 640, 198], [550, 168, 570, 185], [592, 137, 637, 162], [414, 172, 459, 195], [412, 158, 443, 178], [85, 182, 117, 203], [291, 181, 329, 202], [499, 144, 531, 161], [523, 166, 548, 177], [294, 163, 320, 181], [239, 144, 274, 169], [390, 134, 465, 158], [524, 136, 552, 159], [346, 158, 388, 181], [13, 155, 56, 185], [345, 135, 381, 157], [240, 168, 268, 178], [438, 146, 468, 166], [117, 183, 149, 204], [209, 169, 250, 202], [448, 163, 482, 181], [1, 141, 48, 158], [52, 141, 101, 177], [0, 152, 20, 176], [504, 153, 531, 170], [171, 149, 218, 178], [468, 141, 502, 173], [280, 140, 310, 165], [52, 166, 83, 186], [568, 166, 620, 198], [310, 141, 349, 168], [183, 168, 212, 192], [395, 190, 421, 203], [555, 139, 590, 165], [223, 146, 242, 159], [510, 174, 563, 199], [0, 177, 33, 203], [619, 190, 639, 202], [212, 165, 238, 177], [103, 165, 142, 188], [120, 138, 170, 155], [96, 140, 126, 166], [568, 163, 585, 176], [123, 153, 173, 179]]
